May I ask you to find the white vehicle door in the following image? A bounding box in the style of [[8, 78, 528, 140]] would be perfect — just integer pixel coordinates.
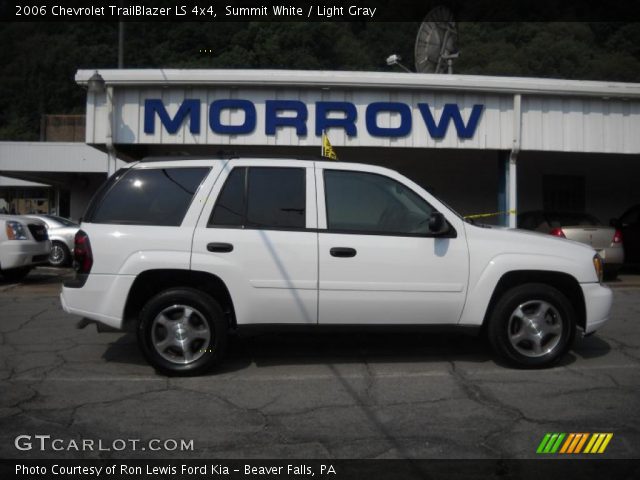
[[191, 160, 318, 325], [316, 163, 469, 325]]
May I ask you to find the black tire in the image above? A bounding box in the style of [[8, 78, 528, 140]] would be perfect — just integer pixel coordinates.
[[137, 288, 228, 376], [49, 241, 71, 267], [487, 283, 576, 368], [1, 267, 32, 282]]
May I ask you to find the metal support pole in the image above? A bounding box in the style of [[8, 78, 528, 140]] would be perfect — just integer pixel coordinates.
[[497, 152, 508, 226], [507, 94, 522, 229], [507, 152, 518, 228], [106, 86, 116, 177]]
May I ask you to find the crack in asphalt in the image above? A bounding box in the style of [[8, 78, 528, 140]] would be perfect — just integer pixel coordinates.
[[448, 360, 558, 457], [599, 335, 640, 362]]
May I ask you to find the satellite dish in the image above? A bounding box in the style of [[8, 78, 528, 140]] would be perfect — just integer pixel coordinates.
[[414, 6, 459, 74]]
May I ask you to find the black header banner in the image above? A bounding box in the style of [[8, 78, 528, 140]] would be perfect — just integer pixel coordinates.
[[2, 0, 640, 22], [2, 459, 640, 480]]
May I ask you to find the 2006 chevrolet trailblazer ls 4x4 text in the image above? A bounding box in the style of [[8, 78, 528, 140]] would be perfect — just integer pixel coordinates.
[[60, 157, 612, 375]]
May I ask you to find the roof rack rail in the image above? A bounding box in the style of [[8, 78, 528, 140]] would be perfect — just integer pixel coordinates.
[[139, 153, 331, 162]]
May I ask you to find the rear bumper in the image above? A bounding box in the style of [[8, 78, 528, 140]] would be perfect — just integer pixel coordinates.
[[60, 273, 134, 330], [0, 240, 51, 270], [581, 282, 613, 334]]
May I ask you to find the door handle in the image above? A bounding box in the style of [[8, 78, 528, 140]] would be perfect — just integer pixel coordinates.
[[330, 247, 357, 258], [207, 242, 234, 253]]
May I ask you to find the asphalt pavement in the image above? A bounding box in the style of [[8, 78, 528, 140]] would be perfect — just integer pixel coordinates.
[[0, 268, 639, 459]]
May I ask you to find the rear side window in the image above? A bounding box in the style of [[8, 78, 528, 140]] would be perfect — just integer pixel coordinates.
[[209, 167, 305, 229], [88, 167, 210, 226]]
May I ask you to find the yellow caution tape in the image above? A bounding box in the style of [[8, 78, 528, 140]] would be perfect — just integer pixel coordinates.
[[464, 209, 517, 220]]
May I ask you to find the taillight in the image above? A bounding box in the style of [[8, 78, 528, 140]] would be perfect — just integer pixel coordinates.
[[550, 227, 566, 238], [612, 229, 623, 244], [74, 230, 93, 274]]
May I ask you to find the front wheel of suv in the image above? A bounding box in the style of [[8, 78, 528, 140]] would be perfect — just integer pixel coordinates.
[[487, 283, 576, 368], [137, 288, 228, 376]]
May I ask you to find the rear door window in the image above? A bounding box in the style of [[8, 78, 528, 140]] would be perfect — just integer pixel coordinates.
[[208, 167, 306, 230], [88, 167, 210, 226], [246, 168, 305, 229]]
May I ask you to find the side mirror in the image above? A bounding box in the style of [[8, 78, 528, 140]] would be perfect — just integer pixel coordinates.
[[428, 212, 450, 236]]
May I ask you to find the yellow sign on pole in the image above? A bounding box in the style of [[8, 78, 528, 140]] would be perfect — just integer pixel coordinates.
[[321, 130, 338, 160]]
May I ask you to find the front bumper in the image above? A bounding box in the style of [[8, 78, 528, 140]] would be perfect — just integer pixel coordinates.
[[0, 240, 51, 270], [581, 282, 613, 334]]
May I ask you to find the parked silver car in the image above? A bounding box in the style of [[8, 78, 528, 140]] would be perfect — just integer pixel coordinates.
[[24, 215, 79, 267], [518, 211, 624, 279]]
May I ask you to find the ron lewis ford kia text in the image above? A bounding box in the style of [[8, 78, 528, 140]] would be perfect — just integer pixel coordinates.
[[60, 157, 612, 375]]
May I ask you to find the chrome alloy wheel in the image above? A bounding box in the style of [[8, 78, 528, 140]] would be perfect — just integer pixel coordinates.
[[151, 305, 211, 364], [507, 300, 563, 358], [49, 243, 65, 265]]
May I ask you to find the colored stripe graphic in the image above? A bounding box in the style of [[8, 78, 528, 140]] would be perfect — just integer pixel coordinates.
[[567, 433, 583, 453], [584, 434, 599, 453], [536, 433, 552, 453], [538, 433, 613, 454], [550, 433, 565, 453], [536, 433, 565, 453], [584, 433, 614, 454], [597, 433, 613, 453]]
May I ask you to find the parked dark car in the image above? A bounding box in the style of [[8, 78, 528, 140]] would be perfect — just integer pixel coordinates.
[[611, 205, 640, 266], [518, 211, 623, 279]]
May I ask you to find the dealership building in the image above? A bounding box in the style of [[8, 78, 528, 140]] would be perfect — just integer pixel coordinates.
[[1, 69, 639, 226]]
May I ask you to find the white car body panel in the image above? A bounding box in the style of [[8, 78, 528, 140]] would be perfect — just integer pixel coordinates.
[[60, 274, 134, 329], [459, 225, 602, 326]]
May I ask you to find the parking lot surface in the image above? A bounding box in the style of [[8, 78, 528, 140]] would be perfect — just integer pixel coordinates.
[[1, 268, 639, 459]]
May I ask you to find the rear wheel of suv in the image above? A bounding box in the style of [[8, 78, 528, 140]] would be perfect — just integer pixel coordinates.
[[487, 283, 576, 368], [137, 288, 228, 376]]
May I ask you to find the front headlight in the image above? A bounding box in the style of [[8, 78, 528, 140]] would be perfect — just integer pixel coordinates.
[[5, 221, 29, 240], [593, 254, 604, 283]]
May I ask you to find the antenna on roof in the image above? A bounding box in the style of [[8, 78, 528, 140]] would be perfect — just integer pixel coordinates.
[[414, 6, 459, 74]]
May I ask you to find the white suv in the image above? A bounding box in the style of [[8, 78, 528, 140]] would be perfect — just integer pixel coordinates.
[[1, 215, 51, 281], [60, 158, 612, 375]]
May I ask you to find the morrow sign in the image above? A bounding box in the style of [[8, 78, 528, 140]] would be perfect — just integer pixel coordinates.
[[143, 99, 484, 139]]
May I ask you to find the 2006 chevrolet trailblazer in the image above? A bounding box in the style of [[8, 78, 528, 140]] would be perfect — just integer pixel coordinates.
[[60, 157, 612, 375]]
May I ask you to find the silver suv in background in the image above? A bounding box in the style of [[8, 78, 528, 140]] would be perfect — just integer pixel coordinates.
[[0, 215, 50, 281], [25, 215, 79, 267]]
